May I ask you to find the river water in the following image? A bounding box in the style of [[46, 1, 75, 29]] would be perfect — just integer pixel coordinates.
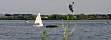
[[0, 20, 111, 40]]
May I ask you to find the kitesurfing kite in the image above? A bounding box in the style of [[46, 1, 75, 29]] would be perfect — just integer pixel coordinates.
[[69, 2, 74, 13]]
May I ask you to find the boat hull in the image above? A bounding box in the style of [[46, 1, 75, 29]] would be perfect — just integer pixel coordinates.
[[46, 25, 58, 28]]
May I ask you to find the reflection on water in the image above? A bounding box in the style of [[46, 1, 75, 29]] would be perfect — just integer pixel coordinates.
[[0, 20, 111, 40]]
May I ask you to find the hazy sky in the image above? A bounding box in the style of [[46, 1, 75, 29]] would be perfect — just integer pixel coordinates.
[[0, 0, 111, 15]]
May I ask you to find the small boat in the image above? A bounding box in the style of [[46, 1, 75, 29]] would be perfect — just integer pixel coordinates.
[[25, 20, 29, 23], [46, 20, 58, 28], [46, 25, 58, 28], [105, 21, 109, 24], [33, 13, 43, 27]]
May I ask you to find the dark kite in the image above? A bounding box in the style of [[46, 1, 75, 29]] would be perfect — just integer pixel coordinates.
[[69, 4, 73, 13]]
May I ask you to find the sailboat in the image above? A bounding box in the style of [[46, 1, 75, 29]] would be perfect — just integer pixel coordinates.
[[33, 13, 43, 27]]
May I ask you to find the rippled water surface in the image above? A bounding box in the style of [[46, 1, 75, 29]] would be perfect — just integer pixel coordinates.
[[0, 20, 111, 40]]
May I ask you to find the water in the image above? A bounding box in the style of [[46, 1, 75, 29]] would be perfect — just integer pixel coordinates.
[[0, 20, 111, 40]]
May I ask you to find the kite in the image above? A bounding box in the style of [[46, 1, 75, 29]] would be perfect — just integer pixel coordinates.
[[69, 4, 73, 13]]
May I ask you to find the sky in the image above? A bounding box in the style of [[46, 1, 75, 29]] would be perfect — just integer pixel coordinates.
[[0, 0, 111, 15]]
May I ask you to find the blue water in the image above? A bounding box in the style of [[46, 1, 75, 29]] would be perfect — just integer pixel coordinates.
[[0, 20, 111, 40]]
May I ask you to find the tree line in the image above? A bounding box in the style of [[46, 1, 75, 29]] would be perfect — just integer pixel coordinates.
[[0, 14, 111, 20]]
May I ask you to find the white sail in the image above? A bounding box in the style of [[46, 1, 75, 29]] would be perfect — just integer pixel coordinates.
[[33, 13, 43, 26]]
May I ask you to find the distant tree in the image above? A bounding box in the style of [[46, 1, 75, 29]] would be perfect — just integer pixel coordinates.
[[5, 14, 13, 16]]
